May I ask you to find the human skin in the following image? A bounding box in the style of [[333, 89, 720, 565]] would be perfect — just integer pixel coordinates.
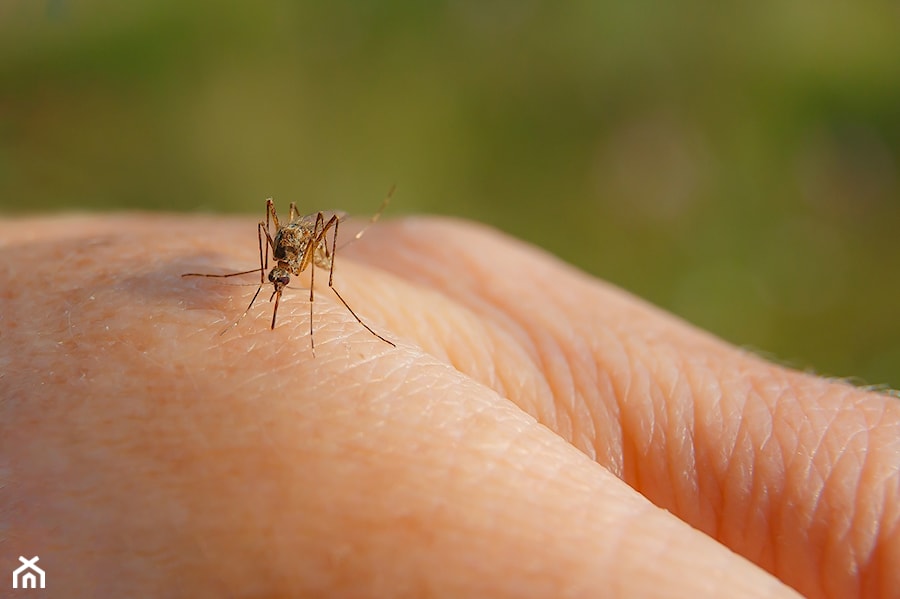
[[1, 214, 898, 598]]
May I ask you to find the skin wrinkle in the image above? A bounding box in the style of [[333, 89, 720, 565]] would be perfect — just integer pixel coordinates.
[[736, 395, 769, 546], [508, 266, 603, 452], [386, 273, 559, 429], [612, 338, 646, 492], [488, 316, 559, 424], [776, 386, 824, 594], [580, 366, 608, 463], [860, 413, 898, 538], [570, 383, 599, 462], [807, 399, 844, 487], [633, 352, 668, 501], [805, 400, 849, 593], [532, 329, 578, 446], [498, 350, 547, 424], [444, 310, 510, 399], [742, 389, 780, 565], [577, 337, 611, 465], [589, 325, 631, 477], [650, 345, 685, 514], [559, 335, 606, 459], [744, 457, 773, 569], [667, 352, 704, 520], [388, 227, 516, 338], [382, 282, 463, 361], [682, 352, 725, 535], [822, 429, 868, 597], [637, 340, 683, 511], [721, 377, 759, 543], [843, 428, 872, 550], [878, 515, 900, 597], [767, 382, 799, 578], [616, 314, 727, 516], [866, 428, 900, 593], [669, 357, 701, 523]]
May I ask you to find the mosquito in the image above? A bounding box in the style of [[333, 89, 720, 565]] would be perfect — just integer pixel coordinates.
[[182, 189, 396, 354]]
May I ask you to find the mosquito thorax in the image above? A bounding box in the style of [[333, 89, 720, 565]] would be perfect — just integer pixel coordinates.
[[273, 225, 309, 263]]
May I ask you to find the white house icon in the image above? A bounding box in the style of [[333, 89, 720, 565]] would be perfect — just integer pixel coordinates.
[[12, 556, 45, 589]]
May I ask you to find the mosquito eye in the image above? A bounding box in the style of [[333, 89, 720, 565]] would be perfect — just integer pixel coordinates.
[[268, 272, 290, 287]]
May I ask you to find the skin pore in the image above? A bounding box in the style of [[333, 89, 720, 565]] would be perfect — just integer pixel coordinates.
[[1, 214, 898, 598]]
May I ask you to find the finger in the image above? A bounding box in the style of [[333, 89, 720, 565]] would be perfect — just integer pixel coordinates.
[[0, 216, 798, 597], [358, 217, 900, 599]]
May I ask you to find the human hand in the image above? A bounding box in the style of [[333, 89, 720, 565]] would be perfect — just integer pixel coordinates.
[[2, 214, 897, 598]]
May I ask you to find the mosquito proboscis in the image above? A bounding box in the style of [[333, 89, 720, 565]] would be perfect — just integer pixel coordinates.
[[183, 188, 396, 355]]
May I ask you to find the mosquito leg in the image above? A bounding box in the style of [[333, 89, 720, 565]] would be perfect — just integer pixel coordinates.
[[328, 286, 395, 347], [308, 265, 316, 355], [260, 222, 278, 269], [218, 282, 264, 336], [181, 218, 273, 281], [308, 212, 328, 354], [289, 202, 299, 221], [181, 268, 263, 279], [324, 214, 395, 347], [256, 222, 267, 284], [266, 198, 280, 231], [329, 212, 340, 287]]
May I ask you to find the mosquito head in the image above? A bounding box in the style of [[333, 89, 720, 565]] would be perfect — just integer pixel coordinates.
[[267, 267, 291, 293]]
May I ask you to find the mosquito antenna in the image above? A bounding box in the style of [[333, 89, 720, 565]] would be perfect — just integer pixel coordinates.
[[335, 184, 394, 251]]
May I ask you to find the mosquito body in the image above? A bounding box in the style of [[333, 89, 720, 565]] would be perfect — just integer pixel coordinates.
[[183, 190, 395, 355]]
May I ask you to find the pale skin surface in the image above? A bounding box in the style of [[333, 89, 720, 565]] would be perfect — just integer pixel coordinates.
[[1, 213, 898, 598]]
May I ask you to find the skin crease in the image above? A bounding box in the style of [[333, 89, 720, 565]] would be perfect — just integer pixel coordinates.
[[0, 214, 897, 598]]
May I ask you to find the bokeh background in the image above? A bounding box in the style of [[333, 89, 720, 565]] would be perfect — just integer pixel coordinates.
[[1, 1, 898, 388]]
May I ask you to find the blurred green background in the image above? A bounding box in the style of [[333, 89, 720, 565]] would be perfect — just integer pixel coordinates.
[[1, 1, 898, 388]]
